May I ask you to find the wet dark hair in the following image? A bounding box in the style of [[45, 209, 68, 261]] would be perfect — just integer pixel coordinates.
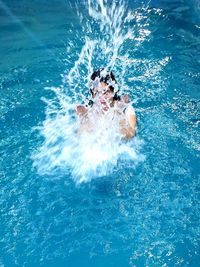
[[113, 92, 121, 101], [107, 85, 120, 101], [90, 68, 116, 95], [90, 68, 116, 84], [90, 69, 100, 81]]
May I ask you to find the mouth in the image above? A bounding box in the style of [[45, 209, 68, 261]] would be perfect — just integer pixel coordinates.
[[99, 100, 110, 111], [100, 99, 106, 104]]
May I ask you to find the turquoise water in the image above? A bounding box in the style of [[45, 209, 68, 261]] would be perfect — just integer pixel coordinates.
[[0, 0, 200, 266]]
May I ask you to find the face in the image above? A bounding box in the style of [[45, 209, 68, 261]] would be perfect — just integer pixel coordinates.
[[96, 82, 113, 110], [91, 81, 114, 110], [99, 82, 113, 99]]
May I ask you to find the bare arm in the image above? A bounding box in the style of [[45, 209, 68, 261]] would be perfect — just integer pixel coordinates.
[[75, 105, 93, 134], [120, 114, 137, 139]]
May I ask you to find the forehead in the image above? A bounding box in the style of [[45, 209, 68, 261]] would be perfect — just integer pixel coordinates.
[[100, 82, 107, 88]]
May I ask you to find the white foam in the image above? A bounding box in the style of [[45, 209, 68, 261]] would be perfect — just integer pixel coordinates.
[[33, 89, 144, 184], [32, 0, 162, 183]]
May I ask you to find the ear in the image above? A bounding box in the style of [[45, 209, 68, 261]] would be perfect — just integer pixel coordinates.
[[109, 85, 114, 92]]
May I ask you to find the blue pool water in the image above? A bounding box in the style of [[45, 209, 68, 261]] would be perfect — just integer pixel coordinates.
[[0, 0, 200, 266]]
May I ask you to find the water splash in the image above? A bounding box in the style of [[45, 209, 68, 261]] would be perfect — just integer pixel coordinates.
[[32, 0, 169, 183], [32, 85, 144, 183]]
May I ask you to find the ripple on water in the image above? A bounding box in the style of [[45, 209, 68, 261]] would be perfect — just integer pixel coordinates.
[[0, 0, 200, 266]]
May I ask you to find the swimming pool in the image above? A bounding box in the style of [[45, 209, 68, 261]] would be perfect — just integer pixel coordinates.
[[0, 0, 200, 266]]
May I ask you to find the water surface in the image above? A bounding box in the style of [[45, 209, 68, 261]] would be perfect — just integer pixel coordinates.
[[0, 0, 200, 266]]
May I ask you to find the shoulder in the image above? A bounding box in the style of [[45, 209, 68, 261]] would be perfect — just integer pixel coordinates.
[[125, 104, 136, 117]]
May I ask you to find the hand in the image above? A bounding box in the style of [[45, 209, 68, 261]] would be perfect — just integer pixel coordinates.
[[75, 105, 88, 116]]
